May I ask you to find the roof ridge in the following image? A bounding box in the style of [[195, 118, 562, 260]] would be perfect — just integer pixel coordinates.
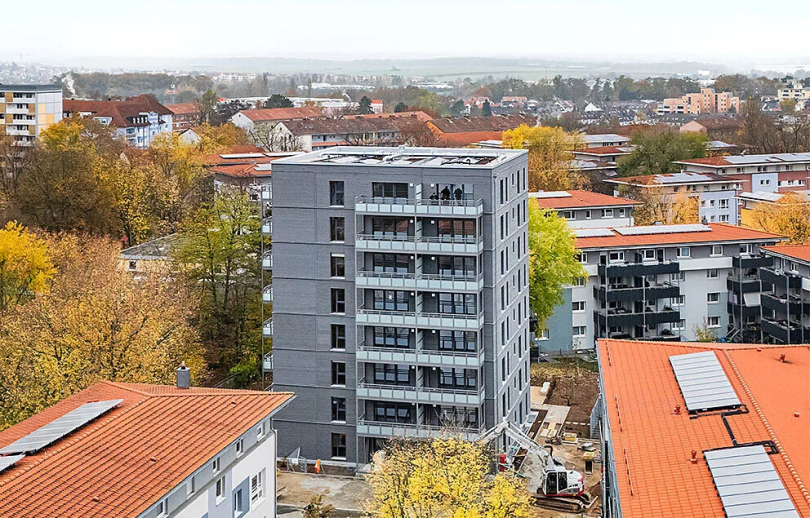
[[721, 349, 810, 508], [99, 380, 153, 397]]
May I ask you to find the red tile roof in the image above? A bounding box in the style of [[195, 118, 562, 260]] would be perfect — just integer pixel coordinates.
[[64, 95, 173, 128], [0, 381, 293, 518], [676, 156, 733, 166], [575, 223, 783, 250], [763, 244, 810, 264], [598, 339, 810, 518], [534, 190, 639, 210], [573, 146, 632, 156], [428, 114, 538, 134], [345, 111, 433, 123], [166, 102, 199, 115], [238, 106, 325, 122]]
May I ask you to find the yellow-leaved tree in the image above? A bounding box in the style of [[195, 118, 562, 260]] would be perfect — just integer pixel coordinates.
[[0, 234, 205, 430], [365, 438, 529, 518], [626, 187, 699, 226], [746, 192, 810, 244], [502, 125, 586, 192], [0, 221, 55, 313]]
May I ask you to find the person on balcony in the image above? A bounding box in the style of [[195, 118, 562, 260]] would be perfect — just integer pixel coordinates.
[[441, 186, 451, 200]]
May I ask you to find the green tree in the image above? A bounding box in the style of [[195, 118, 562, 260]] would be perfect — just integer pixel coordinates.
[[618, 129, 708, 176], [358, 96, 373, 114], [450, 99, 466, 117], [394, 101, 408, 113], [197, 89, 219, 125], [264, 94, 294, 109], [482, 99, 492, 116], [528, 203, 586, 327], [0, 222, 55, 313]]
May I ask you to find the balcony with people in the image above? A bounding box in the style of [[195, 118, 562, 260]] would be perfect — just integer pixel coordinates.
[[354, 181, 483, 217]]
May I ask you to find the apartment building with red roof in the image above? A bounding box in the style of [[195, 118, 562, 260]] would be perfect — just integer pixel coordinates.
[[427, 114, 538, 146], [597, 339, 809, 518], [167, 102, 201, 132], [0, 375, 294, 518], [229, 106, 326, 133], [750, 244, 810, 344], [63, 95, 173, 149], [531, 190, 639, 228]]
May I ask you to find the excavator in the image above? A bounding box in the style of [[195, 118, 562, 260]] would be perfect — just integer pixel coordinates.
[[477, 420, 590, 513]]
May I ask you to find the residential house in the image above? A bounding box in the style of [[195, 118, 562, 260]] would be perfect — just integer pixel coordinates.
[[676, 153, 810, 194], [0, 376, 293, 518], [597, 339, 810, 518], [426, 114, 538, 147], [119, 235, 177, 277], [679, 116, 742, 140], [266, 117, 406, 152], [658, 88, 741, 115], [581, 133, 630, 148], [0, 84, 63, 146], [167, 102, 201, 132], [777, 81, 810, 100], [757, 244, 810, 344], [230, 106, 326, 133], [63, 95, 173, 149], [531, 190, 637, 229]]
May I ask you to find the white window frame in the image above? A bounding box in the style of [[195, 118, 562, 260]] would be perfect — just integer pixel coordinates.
[[707, 316, 720, 328], [212, 456, 221, 474], [602, 208, 614, 218], [235, 438, 244, 457], [707, 292, 720, 304], [572, 301, 586, 312], [257, 422, 266, 440], [156, 499, 168, 518], [710, 245, 723, 257], [215, 476, 226, 504], [562, 210, 574, 220], [643, 249, 656, 260], [251, 470, 265, 504], [608, 251, 625, 263], [578, 252, 588, 264], [677, 247, 691, 258], [707, 269, 719, 279], [573, 326, 587, 337]]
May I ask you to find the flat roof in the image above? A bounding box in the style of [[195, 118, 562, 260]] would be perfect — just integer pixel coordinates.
[[677, 153, 810, 168], [581, 133, 630, 143], [575, 223, 782, 250], [598, 339, 810, 518], [0, 83, 62, 93], [607, 171, 743, 186], [272, 146, 527, 168]]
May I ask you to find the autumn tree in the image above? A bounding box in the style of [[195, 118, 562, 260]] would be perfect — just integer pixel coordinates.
[[746, 192, 810, 244], [528, 203, 587, 327], [628, 188, 700, 226], [0, 222, 55, 313], [365, 437, 529, 518], [618, 128, 708, 176], [502, 124, 586, 191], [0, 234, 205, 430], [193, 123, 251, 154]]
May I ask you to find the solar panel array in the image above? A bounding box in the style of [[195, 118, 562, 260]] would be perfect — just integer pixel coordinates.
[[705, 445, 800, 518], [669, 351, 741, 412], [0, 454, 24, 474], [615, 224, 711, 236], [574, 228, 615, 238], [0, 399, 123, 455]]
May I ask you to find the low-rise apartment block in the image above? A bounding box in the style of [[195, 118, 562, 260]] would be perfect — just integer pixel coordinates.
[[757, 245, 810, 344], [0, 376, 293, 518], [63, 95, 173, 149], [167, 102, 201, 132], [0, 84, 63, 146], [580, 133, 629, 148], [269, 146, 530, 465], [531, 190, 637, 228], [657, 88, 741, 115], [676, 154, 810, 193], [539, 224, 781, 354]]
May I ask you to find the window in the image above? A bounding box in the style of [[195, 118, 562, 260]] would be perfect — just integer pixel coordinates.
[[707, 292, 720, 303], [707, 269, 719, 279], [562, 210, 574, 220], [710, 245, 723, 256], [128, 260, 137, 271], [719, 214, 729, 222], [578, 252, 587, 264], [156, 499, 168, 517], [374, 363, 410, 385], [573, 326, 586, 337], [372, 217, 410, 237], [331, 433, 347, 459], [538, 328, 550, 340], [212, 456, 221, 474], [374, 402, 412, 423], [672, 319, 686, 330], [235, 438, 244, 456], [330, 254, 345, 278], [437, 219, 475, 238], [609, 251, 625, 263], [250, 471, 264, 503], [707, 316, 720, 328], [330, 324, 346, 350], [643, 249, 656, 260], [257, 422, 265, 440], [373, 326, 410, 348], [572, 277, 586, 287], [618, 208, 626, 217], [234, 488, 244, 517], [438, 330, 477, 351], [603, 208, 614, 218], [585, 210, 592, 219], [572, 301, 586, 312], [332, 397, 347, 422], [215, 476, 225, 502], [372, 253, 410, 274], [331, 288, 345, 313], [677, 247, 691, 258], [438, 368, 477, 389], [330, 217, 345, 242], [437, 256, 476, 277], [329, 181, 344, 206], [719, 199, 729, 209], [372, 182, 408, 199], [331, 362, 346, 385], [438, 293, 477, 315]]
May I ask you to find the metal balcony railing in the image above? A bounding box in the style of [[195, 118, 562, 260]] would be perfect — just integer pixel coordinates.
[[356, 378, 483, 397], [356, 341, 481, 358], [355, 195, 483, 207], [356, 270, 482, 282], [357, 414, 484, 436]]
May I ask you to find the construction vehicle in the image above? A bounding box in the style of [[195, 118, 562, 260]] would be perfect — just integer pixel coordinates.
[[477, 420, 589, 512]]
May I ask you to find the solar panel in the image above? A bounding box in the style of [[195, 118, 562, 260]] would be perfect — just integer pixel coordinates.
[[669, 351, 740, 412], [0, 454, 24, 473], [615, 224, 711, 236], [705, 445, 800, 518], [574, 228, 615, 238], [0, 399, 123, 455]]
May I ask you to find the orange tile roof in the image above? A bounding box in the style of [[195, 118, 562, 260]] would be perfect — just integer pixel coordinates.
[[598, 339, 810, 518], [574, 146, 632, 156], [0, 381, 293, 518], [534, 190, 639, 210], [575, 223, 783, 250], [166, 102, 199, 115], [763, 244, 810, 264], [240, 106, 325, 122], [676, 156, 733, 166]]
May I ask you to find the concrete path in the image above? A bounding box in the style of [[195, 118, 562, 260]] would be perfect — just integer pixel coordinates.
[[536, 404, 570, 439]]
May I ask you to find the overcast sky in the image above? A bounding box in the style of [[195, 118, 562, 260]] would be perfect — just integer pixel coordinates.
[[3, 0, 806, 66]]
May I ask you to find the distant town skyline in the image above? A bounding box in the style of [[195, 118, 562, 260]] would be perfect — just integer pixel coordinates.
[[4, 0, 808, 68]]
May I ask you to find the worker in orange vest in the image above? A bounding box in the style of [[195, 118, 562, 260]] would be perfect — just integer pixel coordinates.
[[315, 459, 322, 475]]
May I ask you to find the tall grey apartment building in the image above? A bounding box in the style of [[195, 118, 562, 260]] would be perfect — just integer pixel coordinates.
[[270, 147, 530, 464]]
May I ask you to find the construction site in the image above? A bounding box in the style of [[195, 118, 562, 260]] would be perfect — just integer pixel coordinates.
[[276, 357, 602, 517]]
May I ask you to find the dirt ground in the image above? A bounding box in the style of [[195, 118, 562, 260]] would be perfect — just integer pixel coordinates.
[[530, 358, 599, 438], [277, 472, 371, 517]]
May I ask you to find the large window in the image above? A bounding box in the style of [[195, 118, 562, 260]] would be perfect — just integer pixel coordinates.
[[331, 324, 346, 350], [330, 217, 345, 242], [374, 402, 412, 423], [374, 363, 411, 385], [438, 330, 477, 352], [331, 288, 346, 313], [371, 218, 410, 238], [331, 433, 347, 459], [330, 181, 345, 206], [372, 182, 408, 199], [372, 253, 409, 274], [438, 293, 477, 315], [437, 256, 476, 277], [439, 407, 478, 427], [331, 362, 346, 385], [330, 255, 345, 277], [250, 471, 264, 504], [331, 397, 347, 422], [437, 219, 475, 238], [438, 368, 477, 389], [373, 290, 410, 311], [373, 327, 410, 348]]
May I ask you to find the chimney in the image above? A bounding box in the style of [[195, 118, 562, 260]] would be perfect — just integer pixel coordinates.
[[176, 361, 190, 389]]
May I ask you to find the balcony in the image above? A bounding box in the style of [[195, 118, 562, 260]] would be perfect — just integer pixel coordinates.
[[356, 307, 484, 330], [262, 285, 273, 303], [262, 352, 273, 372], [761, 293, 807, 317], [598, 261, 680, 278], [761, 267, 802, 289], [356, 415, 483, 440], [260, 187, 272, 201], [727, 275, 766, 294], [727, 301, 762, 319], [5, 127, 33, 136], [262, 251, 273, 270], [594, 283, 679, 303], [355, 270, 483, 292], [594, 308, 681, 327], [355, 196, 484, 217], [262, 317, 273, 337], [356, 342, 484, 368], [5, 105, 30, 115], [355, 234, 483, 255], [733, 254, 773, 269], [356, 379, 484, 406], [262, 216, 272, 235], [761, 319, 807, 344]]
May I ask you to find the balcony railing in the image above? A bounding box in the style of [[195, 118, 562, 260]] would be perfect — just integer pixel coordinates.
[[357, 378, 483, 398], [598, 261, 680, 277], [357, 233, 479, 245], [355, 270, 483, 291], [356, 306, 484, 330], [262, 317, 273, 337], [356, 414, 484, 439], [261, 216, 272, 235], [761, 293, 807, 317], [594, 283, 679, 303], [733, 254, 773, 269], [262, 285, 273, 303], [355, 196, 484, 217], [761, 318, 807, 344], [356, 341, 483, 367], [595, 308, 681, 326], [726, 275, 764, 293], [262, 251, 273, 270], [262, 352, 273, 372], [761, 267, 802, 289]]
